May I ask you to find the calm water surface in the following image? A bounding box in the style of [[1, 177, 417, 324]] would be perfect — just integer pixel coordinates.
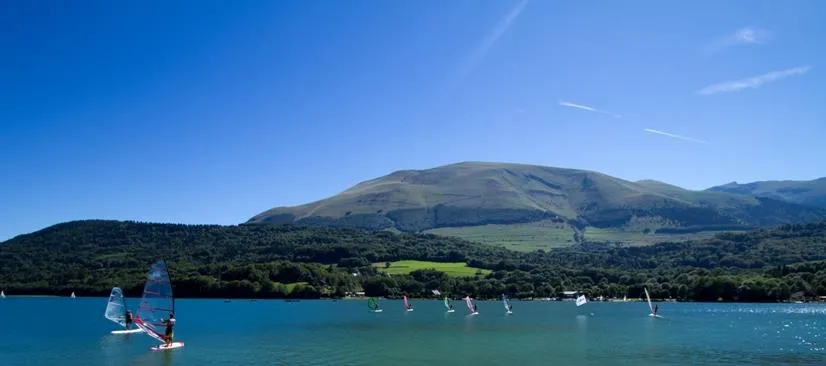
[[1, 298, 824, 365]]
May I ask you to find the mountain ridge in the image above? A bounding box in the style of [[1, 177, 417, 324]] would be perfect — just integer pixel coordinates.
[[248, 162, 826, 248]]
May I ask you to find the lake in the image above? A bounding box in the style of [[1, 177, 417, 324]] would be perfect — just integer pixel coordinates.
[[1, 297, 824, 365]]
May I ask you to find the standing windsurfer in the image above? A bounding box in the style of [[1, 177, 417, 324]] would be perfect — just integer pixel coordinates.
[[653, 304, 659, 315], [162, 313, 176, 346], [508, 304, 513, 312], [124, 310, 133, 329], [473, 304, 478, 313]]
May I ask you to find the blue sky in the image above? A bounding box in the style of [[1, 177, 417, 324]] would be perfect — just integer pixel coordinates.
[[2, 0, 825, 240]]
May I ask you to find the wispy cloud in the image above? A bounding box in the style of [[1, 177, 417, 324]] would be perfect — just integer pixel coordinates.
[[697, 66, 811, 95], [558, 100, 622, 118], [456, 0, 530, 81], [643, 128, 707, 144], [703, 27, 771, 53]]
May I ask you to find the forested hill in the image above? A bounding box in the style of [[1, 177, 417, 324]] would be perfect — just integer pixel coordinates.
[[2, 220, 826, 302]]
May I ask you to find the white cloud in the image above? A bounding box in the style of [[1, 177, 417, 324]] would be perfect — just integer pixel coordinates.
[[454, 0, 530, 85], [643, 128, 707, 144], [697, 66, 811, 95], [558, 100, 621, 118], [703, 27, 771, 53]]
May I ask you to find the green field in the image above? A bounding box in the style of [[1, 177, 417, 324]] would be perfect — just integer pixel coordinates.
[[425, 220, 575, 252], [373, 260, 491, 277], [582, 227, 730, 246]]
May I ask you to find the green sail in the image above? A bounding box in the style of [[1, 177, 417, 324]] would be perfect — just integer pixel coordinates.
[[368, 297, 378, 310], [444, 297, 450, 309]]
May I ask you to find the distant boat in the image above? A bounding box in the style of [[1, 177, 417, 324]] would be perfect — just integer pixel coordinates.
[[105, 287, 143, 335], [368, 297, 382, 312], [134, 259, 185, 351], [465, 296, 478, 315], [645, 288, 663, 318], [576, 294, 588, 307], [502, 294, 513, 314], [70, 292, 76, 299], [403, 296, 414, 311], [444, 297, 455, 313], [1, 290, 5, 299]]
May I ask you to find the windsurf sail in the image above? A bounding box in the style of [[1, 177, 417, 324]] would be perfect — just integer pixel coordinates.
[[1, 291, 5, 299], [576, 294, 588, 307], [403, 295, 410, 309], [502, 294, 510, 311], [105, 287, 127, 327], [70, 291, 76, 298], [465, 296, 475, 313], [644, 288, 655, 314], [444, 296, 451, 310], [135, 259, 175, 343], [368, 297, 379, 310]]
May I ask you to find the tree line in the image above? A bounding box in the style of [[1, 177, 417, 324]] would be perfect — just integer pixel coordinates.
[[1, 220, 825, 301]]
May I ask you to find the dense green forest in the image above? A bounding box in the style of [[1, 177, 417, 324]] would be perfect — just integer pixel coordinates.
[[2, 220, 826, 302]]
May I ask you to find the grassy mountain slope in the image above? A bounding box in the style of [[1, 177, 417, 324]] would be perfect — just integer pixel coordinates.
[[707, 178, 826, 209], [249, 162, 826, 247]]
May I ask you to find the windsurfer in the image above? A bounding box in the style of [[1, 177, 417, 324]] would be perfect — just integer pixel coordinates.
[[508, 304, 513, 312], [473, 304, 478, 313], [653, 304, 659, 315], [124, 310, 133, 329], [448, 304, 453, 310], [162, 313, 176, 346]]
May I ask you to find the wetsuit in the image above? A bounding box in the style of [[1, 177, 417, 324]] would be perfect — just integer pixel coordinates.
[[163, 317, 176, 343]]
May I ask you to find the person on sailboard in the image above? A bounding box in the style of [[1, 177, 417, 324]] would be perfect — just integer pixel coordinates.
[[508, 304, 513, 312], [124, 310, 134, 329], [448, 304, 454, 310], [653, 304, 659, 315], [162, 312, 176, 346], [473, 304, 478, 312]]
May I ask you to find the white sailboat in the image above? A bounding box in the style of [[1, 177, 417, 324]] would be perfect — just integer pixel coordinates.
[[134, 259, 185, 351], [1, 290, 5, 299], [502, 294, 513, 314], [465, 296, 478, 315], [645, 288, 663, 318], [70, 291, 76, 299], [105, 287, 143, 334]]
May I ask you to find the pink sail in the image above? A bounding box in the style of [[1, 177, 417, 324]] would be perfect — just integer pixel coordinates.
[[465, 296, 475, 313]]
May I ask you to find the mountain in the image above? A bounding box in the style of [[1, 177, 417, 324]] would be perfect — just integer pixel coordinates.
[[248, 162, 826, 248], [707, 178, 826, 209]]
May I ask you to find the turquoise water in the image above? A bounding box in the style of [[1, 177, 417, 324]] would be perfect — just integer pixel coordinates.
[[1, 298, 824, 365]]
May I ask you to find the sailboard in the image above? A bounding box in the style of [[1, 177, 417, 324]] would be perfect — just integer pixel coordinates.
[[502, 294, 512, 314], [105, 287, 144, 334], [1, 290, 5, 299], [465, 296, 478, 315], [368, 297, 382, 312], [576, 294, 588, 307], [70, 291, 76, 299], [644, 288, 663, 318], [134, 259, 184, 350], [444, 297, 455, 313], [403, 295, 414, 311]]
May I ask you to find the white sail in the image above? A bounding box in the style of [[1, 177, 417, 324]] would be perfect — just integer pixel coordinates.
[[70, 291, 76, 299], [644, 288, 654, 314], [576, 294, 588, 307], [1, 291, 5, 299], [105, 287, 127, 327], [502, 294, 510, 311]]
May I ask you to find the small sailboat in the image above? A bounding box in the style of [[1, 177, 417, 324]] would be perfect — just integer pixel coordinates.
[[403, 295, 414, 312], [576, 294, 588, 307], [645, 288, 663, 318], [465, 296, 478, 315], [444, 296, 455, 313], [1, 290, 5, 299], [70, 291, 76, 299], [368, 297, 383, 312], [105, 287, 143, 335], [502, 294, 513, 314], [134, 259, 184, 351]]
